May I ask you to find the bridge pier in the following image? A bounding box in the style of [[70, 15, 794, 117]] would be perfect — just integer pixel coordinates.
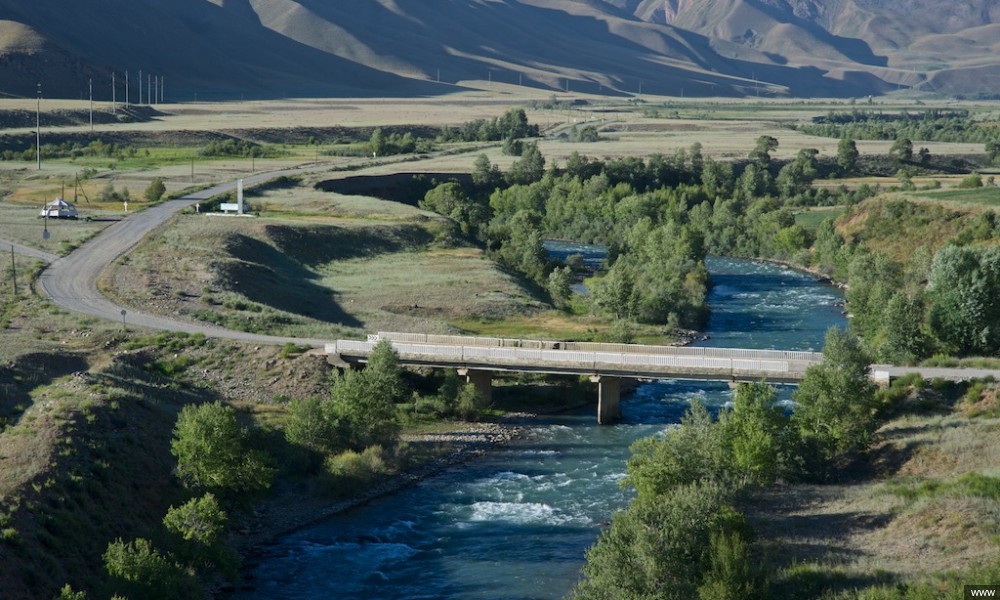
[[590, 375, 621, 425], [457, 368, 493, 404]]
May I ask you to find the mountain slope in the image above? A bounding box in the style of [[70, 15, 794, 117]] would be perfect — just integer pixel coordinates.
[[0, 0, 993, 100]]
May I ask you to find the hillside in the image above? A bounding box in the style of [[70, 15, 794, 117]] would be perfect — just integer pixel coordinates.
[[0, 0, 956, 101]]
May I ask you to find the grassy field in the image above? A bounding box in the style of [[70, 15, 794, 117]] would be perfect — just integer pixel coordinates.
[[915, 186, 1000, 208], [748, 392, 1000, 596], [795, 206, 847, 232], [102, 176, 553, 339]]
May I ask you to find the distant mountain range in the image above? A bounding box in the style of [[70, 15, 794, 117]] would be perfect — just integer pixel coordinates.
[[1, 0, 998, 100]]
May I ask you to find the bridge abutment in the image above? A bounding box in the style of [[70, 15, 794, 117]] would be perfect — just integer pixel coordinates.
[[458, 368, 493, 404], [590, 375, 621, 424]]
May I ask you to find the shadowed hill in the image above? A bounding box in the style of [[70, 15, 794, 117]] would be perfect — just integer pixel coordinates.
[[0, 0, 996, 100]]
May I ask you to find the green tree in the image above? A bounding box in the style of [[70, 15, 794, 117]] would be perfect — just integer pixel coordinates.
[[792, 328, 878, 463], [879, 291, 928, 364], [719, 382, 796, 486], [369, 127, 387, 156], [471, 154, 503, 190], [697, 531, 766, 600], [917, 146, 931, 166], [163, 493, 237, 576], [54, 585, 87, 600], [104, 538, 199, 600], [144, 177, 166, 202], [926, 245, 1000, 355], [773, 225, 809, 259], [284, 396, 334, 452], [749, 135, 778, 168], [701, 157, 735, 198], [624, 400, 727, 497], [889, 136, 913, 163], [328, 340, 403, 451], [836, 137, 859, 173], [591, 264, 638, 320], [776, 149, 819, 198], [163, 493, 226, 546], [171, 402, 274, 494], [547, 265, 574, 307], [507, 143, 545, 185], [986, 139, 1000, 165], [572, 481, 739, 600]]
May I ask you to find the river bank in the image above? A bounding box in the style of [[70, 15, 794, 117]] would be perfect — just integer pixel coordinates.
[[222, 419, 526, 594], [229, 256, 849, 599], [221, 392, 600, 597]]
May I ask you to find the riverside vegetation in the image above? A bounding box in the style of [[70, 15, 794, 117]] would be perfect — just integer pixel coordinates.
[[4, 99, 1000, 599]]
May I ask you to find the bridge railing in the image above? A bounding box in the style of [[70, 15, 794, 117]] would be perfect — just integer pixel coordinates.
[[375, 331, 821, 362], [331, 340, 809, 378]]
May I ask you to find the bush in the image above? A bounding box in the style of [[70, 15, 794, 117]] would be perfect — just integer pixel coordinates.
[[284, 397, 336, 452], [171, 402, 274, 495], [103, 538, 200, 600], [793, 328, 878, 464], [958, 173, 983, 189], [697, 531, 767, 600], [572, 481, 744, 600], [624, 400, 727, 497], [145, 177, 166, 202], [163, 493, 238, 577], [324, 446, 391, 491]]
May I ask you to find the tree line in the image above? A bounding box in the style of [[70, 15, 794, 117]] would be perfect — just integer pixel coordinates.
[[797, 109, 998, 144], [420, 134, 874, 332], [573, 328, 883, 599]]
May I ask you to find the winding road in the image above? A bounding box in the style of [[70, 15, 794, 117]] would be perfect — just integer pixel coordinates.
[[7, 160, 1000, 384], [20, 167, 334, 346]]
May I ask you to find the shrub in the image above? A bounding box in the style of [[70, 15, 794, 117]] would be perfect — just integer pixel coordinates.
[[103, 538, 199, 600], [144, 177, 166, 202], [573, 481, 743, 600], [54, 585, 87, 600], [163, 493, 238, 577], [624, 400, 727, 497], [324, 446, 391, 490], [793, 328, 878, 464], [958, 173, 983, 189], [171, 402, 274, 495], [697, 531, 767, 600]]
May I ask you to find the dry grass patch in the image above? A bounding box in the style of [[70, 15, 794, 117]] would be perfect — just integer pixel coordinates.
[[0, 202, 115, 255], [747, 410, 1000, 587]]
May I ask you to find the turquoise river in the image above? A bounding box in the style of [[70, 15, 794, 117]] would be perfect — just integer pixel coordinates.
[[235, 255, 846, 599]]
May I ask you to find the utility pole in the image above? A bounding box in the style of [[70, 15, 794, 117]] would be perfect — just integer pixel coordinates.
[[89, 78, 94, 131], [10, 245, 17, 296], [112, 72, 116, 114], [138, 69, 142, 104], [148, 74, 151, 107], [160, 76, 165, 103], [36, 83, 41, 171], [154, 76, 158, 106], [125, 71, 129, 106]]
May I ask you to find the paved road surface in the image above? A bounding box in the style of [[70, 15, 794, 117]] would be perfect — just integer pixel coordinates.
[[2, 239, 60, 263], [37, 167, 332, 346], [18, 156, 1000, 384]]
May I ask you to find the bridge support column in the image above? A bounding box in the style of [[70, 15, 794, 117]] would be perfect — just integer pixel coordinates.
[[590, 375, 621, 425], [457, 368, 493, 404]]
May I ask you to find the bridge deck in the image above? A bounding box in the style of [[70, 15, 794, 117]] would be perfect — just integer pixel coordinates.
[[328, 333, 825, 383]]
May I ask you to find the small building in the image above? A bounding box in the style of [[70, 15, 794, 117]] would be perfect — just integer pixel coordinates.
[[39, 198, 78, 219]]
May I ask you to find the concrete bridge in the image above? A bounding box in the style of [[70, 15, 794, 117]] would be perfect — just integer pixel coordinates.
[[327, 332, 831, 424]]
